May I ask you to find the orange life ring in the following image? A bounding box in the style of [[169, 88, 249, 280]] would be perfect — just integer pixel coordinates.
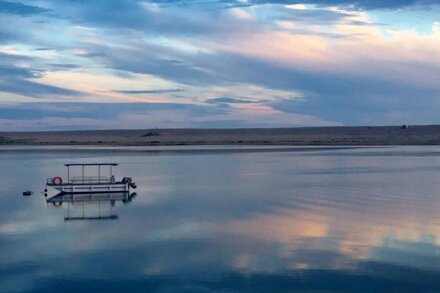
[[52, 176, 63, 185]]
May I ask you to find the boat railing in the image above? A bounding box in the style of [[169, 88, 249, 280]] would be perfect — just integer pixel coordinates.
[[69, 176, 111, 184], [47, 176, 112, 184]]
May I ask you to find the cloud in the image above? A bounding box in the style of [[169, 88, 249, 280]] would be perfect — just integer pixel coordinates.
[[432, 22, 440, 33], [206, 97, 262, 104], [277, 5, 353, 23], [0, 101, 338, 130], [46, 0, 257, 38], [0, 0, 50, 16], [96, 52, 222, 86], [113, 89, 184, 94], [162, 0, 439, 10], [0, 53, 80, 98], [0, 77, 79, 98], [0, 102, 224, 120], [22, 10, 440, 126], [0, 0, 440, 128]]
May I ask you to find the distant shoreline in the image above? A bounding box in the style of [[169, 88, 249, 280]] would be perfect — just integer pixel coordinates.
[[1, 125, 440, 146]]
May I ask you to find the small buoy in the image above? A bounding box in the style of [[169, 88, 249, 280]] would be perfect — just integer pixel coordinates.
[[23, 191, 33, 196]]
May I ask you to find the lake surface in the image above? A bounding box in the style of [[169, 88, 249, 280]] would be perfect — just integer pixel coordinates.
[[2, 145, 440, 292]]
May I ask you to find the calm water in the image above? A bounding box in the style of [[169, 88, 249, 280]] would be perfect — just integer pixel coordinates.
[[2, 145, 440, 292]]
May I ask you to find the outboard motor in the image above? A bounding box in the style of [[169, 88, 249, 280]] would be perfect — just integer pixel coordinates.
[[129, 182, 137, 189], [122, 177, 132, 184]]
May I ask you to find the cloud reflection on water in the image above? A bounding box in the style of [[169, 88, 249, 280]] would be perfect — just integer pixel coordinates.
[[1, 146, 440, 291]]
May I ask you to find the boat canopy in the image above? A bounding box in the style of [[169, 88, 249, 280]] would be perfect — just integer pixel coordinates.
[[63, 163, 118, 182]]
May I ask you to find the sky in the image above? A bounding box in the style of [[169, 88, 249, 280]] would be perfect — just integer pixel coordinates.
[[0, 0, 440, 130]]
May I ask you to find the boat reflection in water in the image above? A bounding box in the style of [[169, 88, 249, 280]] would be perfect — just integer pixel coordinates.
[[46, 191, 137, 221]]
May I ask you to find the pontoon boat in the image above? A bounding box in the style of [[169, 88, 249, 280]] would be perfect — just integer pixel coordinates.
[[45, 163, 136, 194]]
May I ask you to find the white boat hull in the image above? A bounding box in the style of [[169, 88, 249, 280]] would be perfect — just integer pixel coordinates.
[[48, 182, 129, 194]]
